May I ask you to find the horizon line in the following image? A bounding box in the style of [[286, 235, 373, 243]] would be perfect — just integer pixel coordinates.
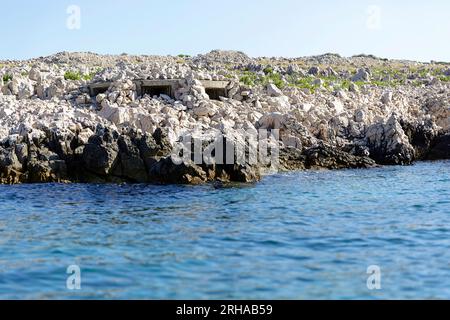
[[1, 50, 449, 65]]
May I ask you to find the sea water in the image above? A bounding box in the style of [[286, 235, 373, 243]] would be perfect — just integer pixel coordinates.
[[0, 161, 448, 299]]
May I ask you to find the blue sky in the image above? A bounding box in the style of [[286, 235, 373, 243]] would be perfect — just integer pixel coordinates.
[[1, 0, 449, 61]]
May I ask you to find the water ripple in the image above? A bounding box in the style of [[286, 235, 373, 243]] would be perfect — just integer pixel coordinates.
[[0, 161, 449, 299]]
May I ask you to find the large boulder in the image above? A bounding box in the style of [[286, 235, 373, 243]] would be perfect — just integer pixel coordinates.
[[82, 130, 119, 175], [148, 157, 207, 184], [308, 66, 320, 75], [400, 119, 439, 160], [266, 83, 283, 97], [256, 112, 284, 130], [365, 115, 415, 165], [0, 146, 24, 183], [137, 129, 171, 170], [426, 134, 450, 160], [351, 68, 370, 82], [256, 113, 317, 150], [278, 147, 306, 171], [303, 143, 376, 170], [115, 135, 147, 182], [27, 145, 68, 183], [9, 77, 34, 99], [98, 101, 130, 125], [29, 67, 42, 82], [213, 163, 261, 183]]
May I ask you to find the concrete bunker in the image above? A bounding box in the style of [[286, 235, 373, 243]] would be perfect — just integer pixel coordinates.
[[138, 80, 181, 99], [201, 80, 229, 101], [88, 79, 231, 101], [89, 82, 111, 96], [142, 85, 172, 97]]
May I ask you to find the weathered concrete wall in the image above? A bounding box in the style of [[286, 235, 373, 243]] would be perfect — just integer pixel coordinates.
[[89, 82, 111, 96], [137, 79, 181, 98], [89, 79, 230, 100], [200, 80, 230, 100]]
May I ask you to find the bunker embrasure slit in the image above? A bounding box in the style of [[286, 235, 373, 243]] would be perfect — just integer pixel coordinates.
[[141, 85, 173, 98], [201, 80, 230, 101], [89, 82, 111, 96], [92, 87, 108, 96]]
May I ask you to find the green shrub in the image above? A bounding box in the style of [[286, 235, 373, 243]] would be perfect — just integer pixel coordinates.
[[336, 79, 352, 90], [263, 66, 274, 75], [82, 70, 99, 81], [2, 74, 12, 82], [65, 70, 100, 81], [64, 71, 82, 81], [240, 74, 256, 86], [291, 77, 319, 93], [370, 80, 391, 87], [265, 72, 285, 89]]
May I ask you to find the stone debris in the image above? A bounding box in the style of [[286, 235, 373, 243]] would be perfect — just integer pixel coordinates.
[[0, 50, 449, 184]]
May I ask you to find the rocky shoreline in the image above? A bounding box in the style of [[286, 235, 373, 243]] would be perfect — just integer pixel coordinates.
[[0, 51, 449, 184]]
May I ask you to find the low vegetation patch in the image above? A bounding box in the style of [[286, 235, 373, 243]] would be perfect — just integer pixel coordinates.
[[239, 69, 286, 89], [3, 74, 12, 82], [64, 71, 82, 81], [238, 63, 447, 93], [64, 69, 101, 81]]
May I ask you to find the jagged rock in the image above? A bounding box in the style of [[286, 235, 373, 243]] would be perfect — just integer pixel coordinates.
[[287, 64, 300, 75], [308, 67, 320, 75], [28, 159, 67, 183], [0, 50, 448, 185], [82, 131, 119, 175], [256, 113, 284, 130], [303, 143, 376, 169], [193, 101, 216, 117], [365, 115, 415, 165], [427, 134, 450, 160], [279, 147, 306, 171], [96, 93, 107, 103], [354, 109, 366, 123], [351, 68, 370, 82], [76, 94, 91, 105], [98, 101, 130, 124], [381, 91, 393, 105], [400, 119, 439, 159], [29, 67, 42, 82], [116, 135, 147, 182], [26, 145, 68, 183], [213, 163, 260, 183], [328, 99, 344, 114], [0, 146, 24, 183], [266, 83, 283, 97], [148, 157, 207, 184], [9, 77, 34, 99]]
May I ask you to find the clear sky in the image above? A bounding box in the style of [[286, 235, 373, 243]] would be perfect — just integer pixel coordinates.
[[1, 0, 449, 61]]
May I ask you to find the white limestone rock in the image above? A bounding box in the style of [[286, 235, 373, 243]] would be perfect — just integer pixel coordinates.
[[266, 83, 283, 97]]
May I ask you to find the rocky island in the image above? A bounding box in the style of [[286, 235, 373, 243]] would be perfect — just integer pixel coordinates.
[[0, 50, 448, 184]]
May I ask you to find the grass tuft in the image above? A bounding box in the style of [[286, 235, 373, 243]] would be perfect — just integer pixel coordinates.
[[3, 74, 12, 82]]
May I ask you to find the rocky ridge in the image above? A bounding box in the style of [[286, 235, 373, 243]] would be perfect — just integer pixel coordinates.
[[0, 50, 449, 184]]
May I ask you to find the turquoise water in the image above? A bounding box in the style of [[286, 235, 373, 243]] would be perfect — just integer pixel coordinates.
[[0, 161, 449, 299]]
